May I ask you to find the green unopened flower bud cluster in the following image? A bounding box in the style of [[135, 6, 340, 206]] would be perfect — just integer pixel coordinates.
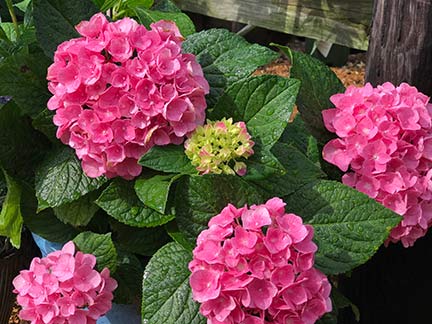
[[184, 118, 255, 176]]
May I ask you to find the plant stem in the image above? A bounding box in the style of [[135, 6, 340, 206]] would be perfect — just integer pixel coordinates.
[[5, 0, 19, 38]]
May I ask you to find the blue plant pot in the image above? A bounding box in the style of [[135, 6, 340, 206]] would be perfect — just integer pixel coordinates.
[[31, 233, 141, 324]]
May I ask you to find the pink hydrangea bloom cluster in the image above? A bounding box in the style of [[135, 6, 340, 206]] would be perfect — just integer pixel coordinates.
[[189, 198, 332, 324], [13, 241, 117, 324], [47, 13, 209, 179], [322, 82, 432, 247]]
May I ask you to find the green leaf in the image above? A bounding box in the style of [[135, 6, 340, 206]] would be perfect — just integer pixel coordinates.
[[252, 142, 325, 198], [112, 250, 143, 305], [142, 242, 205, 324], [284, 180, 402, 275], [33, 0, 99, 58], [275, 44, 345, 143], [165, 221, 194, 251], [32, 109, 57, 142], [0, 102, 49, 180], [176, 174, 264, 245], [91, 0, 117, 11], [35, 147, 107, 209], [152, 0, 181, 12], [21, 184, 79, 243], [0, 169, 23, 248], [112, 220, 171, 256], [14, 0, 31, 12], [53, 191, 100, 227], [139, 145, 197, 174], [135, 174, 180, 213], [134, 7, 195, 37], [183, 29, 278, 106], [73, 231, 118, 272], [0, 48, 51, 117], [96, 179, 174, 227], [243, 144, 285, 181], [210, 75, 300, 148]]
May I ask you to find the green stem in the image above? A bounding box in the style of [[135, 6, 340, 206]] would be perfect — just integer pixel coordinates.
[[5, 0, 19, 38]]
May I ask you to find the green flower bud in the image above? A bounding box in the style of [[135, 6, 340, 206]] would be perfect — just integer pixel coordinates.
[[185, 118, 254, 176]]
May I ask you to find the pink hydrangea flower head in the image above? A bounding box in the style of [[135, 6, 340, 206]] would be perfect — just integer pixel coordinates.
[[189, 198, 332, 324], [47, 14, 209, 179], [322, 82, 432, 247], [184, 118, 255, 176], [13, 241, 117, 324]]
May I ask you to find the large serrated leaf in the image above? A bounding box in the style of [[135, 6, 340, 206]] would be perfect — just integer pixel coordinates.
[[284, 180, 402, 275], [176, 174, 264, 245], [252, 142, 325, 198], [135, 174, 181, 213], [275, 44, 345, 143], [134, 7, 195, 37], [35, 147, 107, 209], [0, 48, 51, 117], [53, 191, 99, 227], [138, 145, 197, 174], [142, 242, 205, 324], [0, 170, 23, 248], [21, 184, 79, 243], [210, 75, 300, 149], [96, 179, 174, 227], [33, 0, 99, 58], [183, 29, 278, 106], [73, 231, 118, 273], [0, 102, 49, 180]]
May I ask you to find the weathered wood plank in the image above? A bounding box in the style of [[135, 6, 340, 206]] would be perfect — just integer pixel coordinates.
[[176, 0, 373, 50], [366, 0, 432, 95]]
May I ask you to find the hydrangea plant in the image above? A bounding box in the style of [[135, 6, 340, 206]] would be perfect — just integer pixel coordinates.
[[0, 1, 424, 324]]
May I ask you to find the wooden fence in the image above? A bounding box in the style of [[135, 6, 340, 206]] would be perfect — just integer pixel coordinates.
[[176, 0, 373, 50]]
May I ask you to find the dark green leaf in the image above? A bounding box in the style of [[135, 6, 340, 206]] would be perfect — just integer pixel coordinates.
[[243, 144, 285, 181], [35, 147, 107, 209], [0, 169, 23, 248], [284, 180, 402, 275], [53, 191, 99, 227], [142, 242, 205, 324], [211, 75, 300, 148], [135, 174, 180, 213], [275, 44, 345, 143], [252, 142, 325, 198], [152, 0, 181, 12], [176, 174, 264, 245], [96, 179, 174, 227], [33, 0, 99, 58], [111, 220, 171, 256], [183, 29, 278, 106], [0, 102, 49, 180], [139, 145, 197, 174], [112, 250, 143, 304], [73, 231, 118, 272], [21, 184, 79, 243], [0, 49, 51, 117], [32, 109, 57, 142], [165, 221, 194, 251], [134, 7, 195, 37], [91, 0, 117, 11]]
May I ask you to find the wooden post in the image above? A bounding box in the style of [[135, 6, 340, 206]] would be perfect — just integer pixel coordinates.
[[340, 1, 432, 323], [365, 0, 432, 95]]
